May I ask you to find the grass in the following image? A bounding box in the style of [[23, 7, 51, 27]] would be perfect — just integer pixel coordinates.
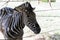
[[41, 0, 56, 2]]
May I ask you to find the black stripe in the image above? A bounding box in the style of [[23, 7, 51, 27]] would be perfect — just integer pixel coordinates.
[[6, 31, 13, 38]]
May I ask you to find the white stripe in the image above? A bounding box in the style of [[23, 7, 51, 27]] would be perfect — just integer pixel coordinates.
[[11, 27, 18, 34], [18, 26, 21, 31], [18, 21, 21, 31], [8, 32, 15, 38], [0, 16, 1, 19], [14, 24, 20, 33]]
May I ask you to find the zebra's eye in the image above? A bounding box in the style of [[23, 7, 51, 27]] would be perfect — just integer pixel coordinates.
[[28, 22, 30, 24]]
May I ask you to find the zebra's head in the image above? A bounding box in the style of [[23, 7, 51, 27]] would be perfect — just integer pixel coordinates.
[[14, 2, 41, 34]]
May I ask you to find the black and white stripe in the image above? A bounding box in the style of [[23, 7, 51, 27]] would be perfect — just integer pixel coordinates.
[[0, 7, 23, 38]]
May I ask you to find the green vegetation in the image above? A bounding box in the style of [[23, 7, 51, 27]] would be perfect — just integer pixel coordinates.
[[41, 0, 56, 2], [42, 0, 48, 2]]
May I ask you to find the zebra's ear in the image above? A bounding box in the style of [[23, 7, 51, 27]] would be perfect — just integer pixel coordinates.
[[25, 2, 35, 10], [25, 2, 30, 8]]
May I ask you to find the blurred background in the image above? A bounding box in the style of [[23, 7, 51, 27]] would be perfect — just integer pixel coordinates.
[[0, 0, 60, 40]]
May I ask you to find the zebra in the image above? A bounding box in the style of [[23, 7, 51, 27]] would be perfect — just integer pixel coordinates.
[[0, 2, 41, 40]]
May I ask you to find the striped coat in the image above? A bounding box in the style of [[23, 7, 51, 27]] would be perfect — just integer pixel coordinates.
[[0, 2, 41, 40], [0, 7, 24, 40]]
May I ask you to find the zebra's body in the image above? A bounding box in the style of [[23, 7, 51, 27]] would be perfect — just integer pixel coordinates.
[[0, 2, 41, 40], [0, 7, 24, 40]]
